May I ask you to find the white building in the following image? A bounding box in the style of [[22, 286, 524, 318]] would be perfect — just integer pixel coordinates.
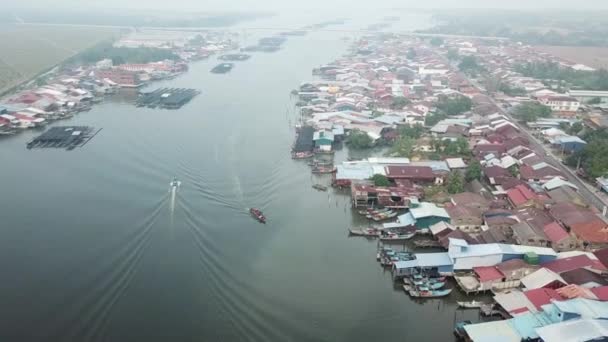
[[539, 96, 580, 112]]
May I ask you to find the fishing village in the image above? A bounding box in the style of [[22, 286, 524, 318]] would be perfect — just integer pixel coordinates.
[[291, 32, 608, 341], [0, 27, 305, 143]]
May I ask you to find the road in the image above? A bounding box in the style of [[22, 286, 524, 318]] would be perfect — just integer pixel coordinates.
[[467, 78, 608, 212]]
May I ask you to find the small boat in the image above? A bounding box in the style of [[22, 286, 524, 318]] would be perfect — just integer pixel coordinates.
[[379, 232, 416, 242], [349, 228, 380, 237], [457, 300, 486, 309], [369, 211, 398, 221], [403, 284, 412, 292], [292, 151, 314, 159], [311, 166, 336, 174], [249, 208, 266, 223], [169, 177, 181, 189], [312, 184, 328, 191], [211, 63, 234, 73], [358, 208, 390, 215], [415, 281, 445, 290], [409, 288, 452, 298]]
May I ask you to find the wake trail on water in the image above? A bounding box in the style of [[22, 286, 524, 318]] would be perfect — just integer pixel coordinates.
[[59, 194, 168, 342], [180, 196, 322, 340], [179, 200, 294, 342]]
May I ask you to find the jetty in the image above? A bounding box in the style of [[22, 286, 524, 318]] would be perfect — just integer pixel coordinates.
[[27, 126, 100, 150], [136, 88, 200, 109]]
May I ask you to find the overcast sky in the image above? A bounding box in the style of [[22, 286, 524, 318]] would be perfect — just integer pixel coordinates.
[[12, 0, 608, 11]]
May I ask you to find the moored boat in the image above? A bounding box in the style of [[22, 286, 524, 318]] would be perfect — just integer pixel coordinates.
[[249, 208, 266, 223], [311, 166, 336, 174], [312, 184, 328, 191], [211, 63, 234, 73], [457, 300, 486, 309], [349, 228, 380, 237], [379, 232, 416, 242], [454, 320, 472, 340], [408, 288, 452, 298], [292, 151, 314, 159]]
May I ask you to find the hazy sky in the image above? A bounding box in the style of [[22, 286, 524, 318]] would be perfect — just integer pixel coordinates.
[[12, 0, 608, 11]]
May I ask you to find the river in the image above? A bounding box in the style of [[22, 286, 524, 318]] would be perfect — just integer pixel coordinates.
[[0, 10, 484, 341]]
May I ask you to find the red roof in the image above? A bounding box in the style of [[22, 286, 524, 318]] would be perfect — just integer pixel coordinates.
[[473, 266, 504, 282], [591, 286, 608, 301], [571, 218, 608, 243], [384, 166, 435, 180], [524, 288, 564, 310], [542, 255, 606, 274], [507, 184, 537, 207], [543, 222, 569, 243], [594, 248, 608, 269]]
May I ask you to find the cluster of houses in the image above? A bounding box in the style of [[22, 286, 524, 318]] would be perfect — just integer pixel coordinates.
[[0, 31, 236, 136], [292, 33, 608, 341]]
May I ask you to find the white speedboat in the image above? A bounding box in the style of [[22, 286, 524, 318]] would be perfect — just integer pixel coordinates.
[[170, 177, 181, 189]]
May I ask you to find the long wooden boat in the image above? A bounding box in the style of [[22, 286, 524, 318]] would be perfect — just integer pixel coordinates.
[[292, 151, 314, 159], [311, 166, 336, 174], [349, 228, 380, 237], [369, 211, 398, 221], [379, 232, 416, 242], [409, 288, 452, 298], [457, 300, 486, 309], [312, 184, 328, 191], [358, 208, 390, 215]]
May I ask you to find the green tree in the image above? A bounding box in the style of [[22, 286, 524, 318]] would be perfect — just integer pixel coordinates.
[[588, 97, 602, 105], [407, 48, 417, 60], [443, 140, 459, 156], [425, 111, 447, 126], [513, 102, 552, 122], [391, 96, 411, 109], [447, 171, 464, 194], [569, 121, 584, 135], [399, 123, 424, 139], [347, 129, 373, 149], [447, 49, 459, 61], [389, 136, 415, 157], [508, 164, 520, 177], [458, 56, 482, 75], [566, 128, 608, 177], [437, 96, 473, 116], [371, 174, 390, 187], [430, 37, 444, 46], [465, 160, 482, 182], [456, 137, 470, 155]]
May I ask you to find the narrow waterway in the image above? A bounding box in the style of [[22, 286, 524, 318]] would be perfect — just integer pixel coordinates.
[[0, 11, 483, 341]]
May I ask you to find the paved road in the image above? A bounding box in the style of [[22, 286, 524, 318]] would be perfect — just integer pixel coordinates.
[[476, 84, 608, 212]]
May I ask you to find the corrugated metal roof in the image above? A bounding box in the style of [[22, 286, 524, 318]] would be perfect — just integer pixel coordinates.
[[463, 320, 522, 342], [521, 268, 566, 290], [410, 202, 450, 219], [536, 319, 608, 342]]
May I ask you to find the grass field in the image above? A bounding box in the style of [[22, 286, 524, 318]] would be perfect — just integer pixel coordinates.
[[0, 25, 120, 93], [536, 45, 608, 70]]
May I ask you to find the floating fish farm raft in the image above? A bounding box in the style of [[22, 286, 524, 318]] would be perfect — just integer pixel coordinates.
[[218, 53, 251, 61], [136, 88, 201, 109], [27, 126, 101, 151], [211, 63, 235, 74]]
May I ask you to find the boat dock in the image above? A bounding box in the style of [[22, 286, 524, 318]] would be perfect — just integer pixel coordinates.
[[26, 126, 100, 150], [136, 88, 200, 109]]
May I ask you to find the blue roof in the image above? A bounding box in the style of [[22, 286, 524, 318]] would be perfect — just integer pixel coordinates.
[[397, 212, 416, 226], [510, 312, 556, 339], [556, 136, 587, 145], [393, 252, 452, 270], [335, 164, 374, 180]]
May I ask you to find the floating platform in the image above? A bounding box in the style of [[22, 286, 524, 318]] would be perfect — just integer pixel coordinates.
[[210, 63, 235, 74], [27, 126, 101, 151], [218, 53, 251, 61], [136, 88, 201, 109]]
